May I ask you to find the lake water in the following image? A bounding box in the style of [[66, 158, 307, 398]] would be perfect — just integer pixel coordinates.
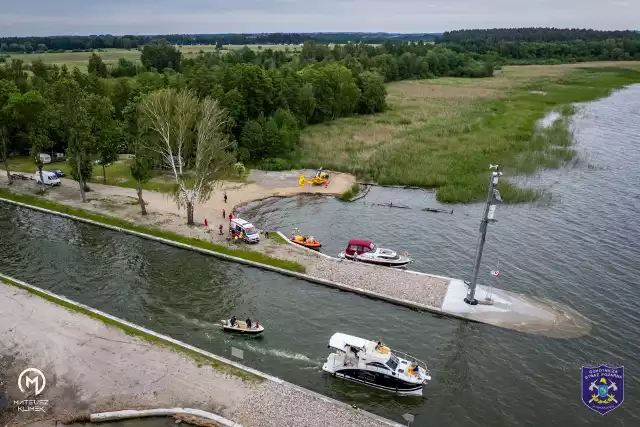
[[2, 85, 640, 426]]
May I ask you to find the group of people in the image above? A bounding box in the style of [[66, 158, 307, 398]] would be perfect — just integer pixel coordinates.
[[229, 315, 259, 329]]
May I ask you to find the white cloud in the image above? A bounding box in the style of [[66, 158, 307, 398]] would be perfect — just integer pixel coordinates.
[[0, 0, 638, 37]]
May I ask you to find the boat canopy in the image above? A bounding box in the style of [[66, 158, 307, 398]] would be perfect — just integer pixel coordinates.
[[345, 239, 374, 255], [329, 332, 369, 351]]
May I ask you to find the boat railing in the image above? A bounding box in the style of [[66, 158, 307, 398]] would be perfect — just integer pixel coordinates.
[[392, 349, 429, 373]]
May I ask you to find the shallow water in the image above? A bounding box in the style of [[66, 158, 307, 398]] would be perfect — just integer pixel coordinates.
[[2, 85, 640, 426]]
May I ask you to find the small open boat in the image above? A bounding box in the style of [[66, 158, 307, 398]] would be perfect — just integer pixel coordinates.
[[291, 228, 322, 250], [221, 319, 265, 335]]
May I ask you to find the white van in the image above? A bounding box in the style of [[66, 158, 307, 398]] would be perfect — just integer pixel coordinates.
[[38, 153, 52, 164], [229, 218, 260, 243], [34, 171, 61, 186]]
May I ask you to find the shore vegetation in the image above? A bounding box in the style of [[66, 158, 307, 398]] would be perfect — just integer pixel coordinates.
[[2, 28, 640, 203]]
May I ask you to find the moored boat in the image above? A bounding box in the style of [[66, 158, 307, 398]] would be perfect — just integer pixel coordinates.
[[221, 318, 264, 334], [290, 228, 322, 250], [338, 239, 411, 268], [322, 332, 431, 396]]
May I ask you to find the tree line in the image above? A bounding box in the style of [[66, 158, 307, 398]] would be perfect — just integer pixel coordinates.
[[3, 28, 639, 54], [442, 28, 640, 43], [443, 38, 640, 64], [0, 33, 441, 53]]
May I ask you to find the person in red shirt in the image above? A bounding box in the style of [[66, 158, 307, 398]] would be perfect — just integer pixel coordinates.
[[218, 224, 223, 235], [228, 213, 233, 222]]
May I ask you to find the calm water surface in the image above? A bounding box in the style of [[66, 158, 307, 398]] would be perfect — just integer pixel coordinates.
[[2, 86, 640, 426]]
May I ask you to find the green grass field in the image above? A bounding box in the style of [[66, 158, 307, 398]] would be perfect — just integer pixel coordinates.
[[1, 44, 301, 72], [3, 156, 178, 193], [297, 62, 640, 203], [3, 155, 248, 193], [4, 49, 142, 73]]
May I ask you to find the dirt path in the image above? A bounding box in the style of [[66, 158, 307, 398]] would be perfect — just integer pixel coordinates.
[[0, 281, 397, 427]]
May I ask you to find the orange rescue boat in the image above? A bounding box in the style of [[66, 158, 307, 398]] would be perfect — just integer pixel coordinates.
[[291, 228, 322, 250]]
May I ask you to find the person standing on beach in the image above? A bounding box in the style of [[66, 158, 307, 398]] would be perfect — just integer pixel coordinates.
[[229, 212, 233, 222], [224, 191, 227, 203], [222, 208, 225, 219]]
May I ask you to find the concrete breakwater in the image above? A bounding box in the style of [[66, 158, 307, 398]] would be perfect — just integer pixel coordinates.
[[277, 232, 592, 338], [0, 197, 590, 338]]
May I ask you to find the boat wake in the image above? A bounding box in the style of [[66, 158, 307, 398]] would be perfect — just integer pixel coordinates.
[[241, 342, 316, 363]]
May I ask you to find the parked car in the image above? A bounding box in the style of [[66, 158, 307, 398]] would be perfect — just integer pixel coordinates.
[[34, 171, 61, 186], [47, 169, 65, 178], [38, 153, 52, 164]]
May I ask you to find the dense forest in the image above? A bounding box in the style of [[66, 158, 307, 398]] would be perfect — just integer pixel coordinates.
[[442, 28, 640, 43], [437, 28, 640, 64], [0, 40, 493, 178], [444, 38, 640, 63]]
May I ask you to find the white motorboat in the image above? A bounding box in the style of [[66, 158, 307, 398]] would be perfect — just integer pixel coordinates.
[[338, 239, 412, 268], [221, 319, 264, 335], [322, 332, 431, 396]]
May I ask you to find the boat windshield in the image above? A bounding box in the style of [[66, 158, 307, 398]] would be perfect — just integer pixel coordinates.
[[245, 227, 258, 235], [386, 353, 399, 371]]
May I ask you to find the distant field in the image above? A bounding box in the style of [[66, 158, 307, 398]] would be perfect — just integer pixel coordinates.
[[0, 44, 304, 72], [223, 44, 302, 51], [297, 61, 640, 203], [3, 49, 142, 73], [2, 157, 177, 193]]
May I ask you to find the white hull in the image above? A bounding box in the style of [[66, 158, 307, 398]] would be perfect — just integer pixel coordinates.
[[322, 336, 429, 397], [221, 320, 264, 334], [338, 252, 411, 268]]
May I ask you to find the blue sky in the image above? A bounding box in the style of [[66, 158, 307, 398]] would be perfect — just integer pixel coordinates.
[[1, 0, 637, 37]]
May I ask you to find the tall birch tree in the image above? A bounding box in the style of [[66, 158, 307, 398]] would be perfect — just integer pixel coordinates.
[[138, 88, 235, 225]]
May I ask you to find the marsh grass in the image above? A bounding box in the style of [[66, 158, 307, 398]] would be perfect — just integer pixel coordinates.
[[338, 183, 361, 201], [297, 63, 640, 203], [0, 189, 306, 273]]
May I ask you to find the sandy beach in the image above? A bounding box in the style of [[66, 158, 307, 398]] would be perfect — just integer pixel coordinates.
[[0, 280, 399, 427]]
